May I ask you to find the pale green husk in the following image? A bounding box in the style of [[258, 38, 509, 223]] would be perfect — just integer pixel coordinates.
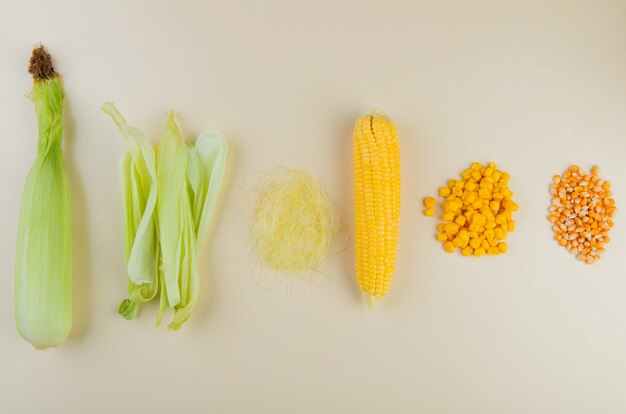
[[103, 104, 228, 330], [15, 77, 72, 349], [102, 103, 158, 320]]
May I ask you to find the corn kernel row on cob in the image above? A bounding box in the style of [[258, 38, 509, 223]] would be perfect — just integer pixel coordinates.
[[353, 110, 400, 307]]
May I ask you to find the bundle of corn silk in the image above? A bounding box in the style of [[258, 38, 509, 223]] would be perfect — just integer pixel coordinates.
[[103, 103, 228, 330], [251, 167, 337, 281], [15, 46, 72, 349]]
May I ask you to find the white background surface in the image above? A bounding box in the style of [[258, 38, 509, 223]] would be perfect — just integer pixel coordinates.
[[1, 0, 625, 412]]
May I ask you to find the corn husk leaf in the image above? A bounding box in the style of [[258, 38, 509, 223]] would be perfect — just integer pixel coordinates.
[[102, 103, 159, 319], [156, 113, 198, 330], [192, 131, 229, 243]]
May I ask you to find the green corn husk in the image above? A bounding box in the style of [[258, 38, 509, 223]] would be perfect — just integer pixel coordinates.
[[191, 130, 229, 245], [103, 105, 228, 330], [156, 113, 198, 330], [102, 103, 158, 320], [15, 46, 72, 349], [166, 128, 228, 330]]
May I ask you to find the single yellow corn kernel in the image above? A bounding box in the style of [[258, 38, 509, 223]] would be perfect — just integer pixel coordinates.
[[471, 199, 482, 209], [461, 246, 473, 256], [447, 179, 456, 187], [497, 242, 507, 253], [444, 223, 460, 235], [495, 214, 506, 225], [465, 192, 477, 203], [484, 167, 493, 177], [471, 162, 482, 171], [443, 241, 455, 253], [488, 238, 498, 247], [424, 208, 435, 216], [469, 223, 481, 233], [452, 237, 464, 248], [494, 228, 505, 240], [442, 212, 455, 221], [487, 246, 500, 255], [469, 238, 481, 249], [478, 188, 491, 199], [454, 180, 464, 189], [452, 187, 463, 196], [489, 201, 500, 212], [471, 171, 482, 181], [484, 229, 495, 240], [492, 192, 504, 201], [439, 187, 451, 197], [465, 181, 477, 191], [437, 223, 446, 232], [485, 220, 496, 229], [492, 171, 502, 182], [481, 240, 490, 250], [461, 169, 472, 180], [508, 220, 515, 231], [436, 233, 447, 242], [474, 248, 486, 257], [423, 197, 436, 208], [454, 215, 466, 226], [472, 214, 485, 225]]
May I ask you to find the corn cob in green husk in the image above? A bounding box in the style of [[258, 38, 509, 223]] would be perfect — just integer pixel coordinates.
[[15, 46, 72, 349]]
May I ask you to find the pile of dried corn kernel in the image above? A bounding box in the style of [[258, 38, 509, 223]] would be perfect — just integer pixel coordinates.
[[548, 165, 615, 264], [423, 162, 518, 257]]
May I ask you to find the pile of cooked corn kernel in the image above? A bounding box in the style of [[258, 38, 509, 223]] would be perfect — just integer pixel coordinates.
[[423, 162, 518, 257], [548, 165, 615, 264]]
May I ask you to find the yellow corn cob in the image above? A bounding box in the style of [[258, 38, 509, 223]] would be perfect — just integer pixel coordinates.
[[353, 110, 400, 307]]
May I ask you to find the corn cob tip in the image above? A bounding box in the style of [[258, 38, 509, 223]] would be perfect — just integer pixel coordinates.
[[28, 45, 57, 81], [363, 293, 380, 310], [369, 109, 389, 118]]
